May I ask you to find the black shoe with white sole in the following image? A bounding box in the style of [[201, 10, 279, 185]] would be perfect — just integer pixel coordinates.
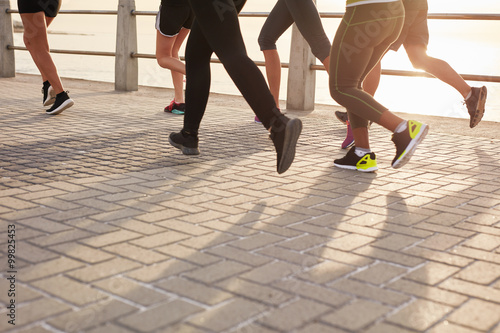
[[46, 91, 74, 115]]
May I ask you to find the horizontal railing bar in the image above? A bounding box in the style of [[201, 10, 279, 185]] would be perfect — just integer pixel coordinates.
[[316, 12, 500, 20], [131, 52, 286, 68], [6, 9, 118, 15], [9, 46, 497, 82], [6, 9, 500, 21], [7, 45, 115, 57], [131, 52, 288, 68], [311, 64, 500, 82]]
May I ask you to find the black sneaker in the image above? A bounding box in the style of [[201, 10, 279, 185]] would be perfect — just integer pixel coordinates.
[[334, 146, 378, 172], [335, 110, 348, 125], [46, 91, 74, 115], [172, 103, 185, 115], [391, 120, 428, 169], [269, 108, 302, 174], [466, 86, 487, 128], [168, 129, 200, 155], [42, 81, 56, 106]]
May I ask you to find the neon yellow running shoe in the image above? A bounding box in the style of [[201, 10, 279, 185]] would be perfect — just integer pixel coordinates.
[[334, 147, 378, 172], [391, 120, 429, 169]]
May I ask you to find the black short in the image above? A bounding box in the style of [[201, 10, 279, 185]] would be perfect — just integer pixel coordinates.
[[155, 4, 194, 37], [18, 0, 61, 18]]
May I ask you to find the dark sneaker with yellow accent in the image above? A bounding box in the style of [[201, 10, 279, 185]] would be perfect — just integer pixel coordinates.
[[46, 91, 74, 115], [269, 108, 302, 174], [334, 146, 378, 172], [466, 86, 487, 128], [169, 129, 200, 155], [391, 120, 428, 169]]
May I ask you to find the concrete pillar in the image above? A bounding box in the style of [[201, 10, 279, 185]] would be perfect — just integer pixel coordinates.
[[0, 0, 15, 77], [286, 24, 316, 111], [115, 0, 138, 91]]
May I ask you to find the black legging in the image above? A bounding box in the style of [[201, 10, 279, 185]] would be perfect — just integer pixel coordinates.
[[184, 0, 277, 132]]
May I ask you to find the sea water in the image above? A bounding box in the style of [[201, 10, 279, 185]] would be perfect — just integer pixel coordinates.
[[9, 0, 500, 121]]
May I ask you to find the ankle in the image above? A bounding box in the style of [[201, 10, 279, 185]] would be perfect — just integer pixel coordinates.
[[394, 120, 408, 133]]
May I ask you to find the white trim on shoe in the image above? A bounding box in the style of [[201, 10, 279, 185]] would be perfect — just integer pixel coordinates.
[[46, 98, 74, 115]]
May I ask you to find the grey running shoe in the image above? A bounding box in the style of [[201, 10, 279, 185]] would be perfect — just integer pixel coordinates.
[[466, 86, 487, 128], [335, 110, 348, 125], [269, 108, 302, 174]]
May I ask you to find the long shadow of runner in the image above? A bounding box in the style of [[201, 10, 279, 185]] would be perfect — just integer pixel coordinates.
[[9, 110, 499, 332]]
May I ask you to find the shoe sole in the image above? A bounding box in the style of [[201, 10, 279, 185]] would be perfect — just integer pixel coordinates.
[[334, 163, 378, 172], [277, 118, 302, 174], [46, 99, 74, 115], [392, 124, 429, 169], [168, 136, 200, 155], [43, 86, 56, 106], [470, 86, 487, 128]]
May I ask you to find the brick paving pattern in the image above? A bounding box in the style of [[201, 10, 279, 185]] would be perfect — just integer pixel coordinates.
[[1, 74, 500, 332]]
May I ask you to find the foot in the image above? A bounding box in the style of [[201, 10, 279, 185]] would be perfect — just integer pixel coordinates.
[[168, 129, 200, 155], [254, 116, 262, 124], [172, 103, 185, 115], [269, 108, 302, 174], [335, 110, 348, 125], [46, 91, 74, 115], [466, 86, 487, 128], [42, 81, 56, 106], [342, 122, 355, 149], [164, 100, 185, 115], [334, 146, 378, 172], [391, 120, 428, 169]]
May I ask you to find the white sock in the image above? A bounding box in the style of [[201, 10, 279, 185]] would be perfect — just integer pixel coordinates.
[[394, 120, 408, 133], [355, 147, 371, 157], [465, 90, 472, 100]]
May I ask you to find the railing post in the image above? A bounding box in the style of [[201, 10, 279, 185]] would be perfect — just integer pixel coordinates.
[[115, 0, 138, 91], [0, 0, 15, 78], [286, 22, 316, 111]]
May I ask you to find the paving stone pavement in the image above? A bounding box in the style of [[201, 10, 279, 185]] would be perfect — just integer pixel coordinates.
[[1, 74, 500, 333]]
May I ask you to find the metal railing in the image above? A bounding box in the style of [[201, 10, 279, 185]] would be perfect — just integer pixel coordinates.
[[2, 0, 499, 109]]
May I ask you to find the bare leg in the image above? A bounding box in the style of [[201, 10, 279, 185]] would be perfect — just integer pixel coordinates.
[[405, 44, 471, 99], [21, 12, 64, 94], [262, 49, 281, 106], [321, 55, 330, 74], [156, 30, 187, 75], [171, 29, 189, 103]]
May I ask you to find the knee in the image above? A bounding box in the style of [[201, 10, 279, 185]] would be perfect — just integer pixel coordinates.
[[23, 35, 31, 48], [330, 85, 346, 104], [258, 32, 277, 51], [309, 38, 331, 62], [408, 52, 429, 71]]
